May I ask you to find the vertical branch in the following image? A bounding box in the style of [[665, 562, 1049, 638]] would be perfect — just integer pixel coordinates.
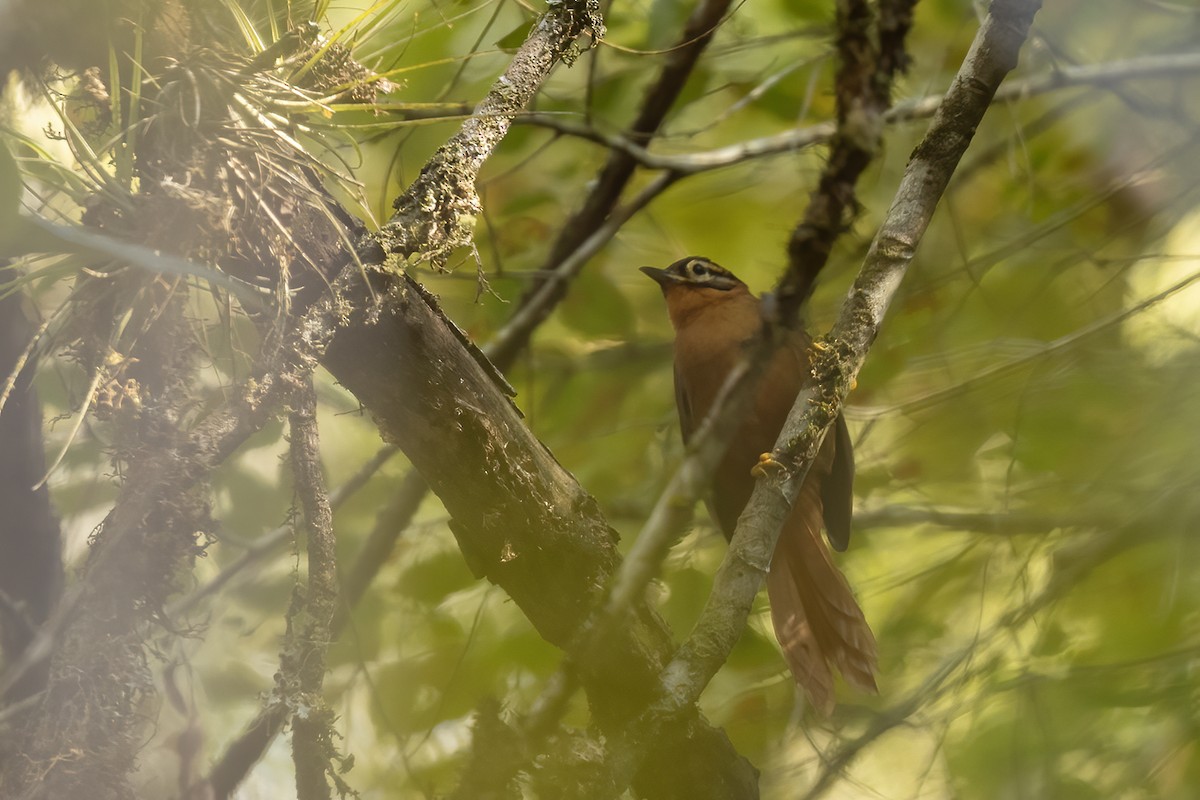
[[778, 0, 918, 315], [204, 467, 429, 800], [284, 380, 342, 800]]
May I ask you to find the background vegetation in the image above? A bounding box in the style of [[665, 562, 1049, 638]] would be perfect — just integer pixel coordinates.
[[2, 0, 1199, 797]]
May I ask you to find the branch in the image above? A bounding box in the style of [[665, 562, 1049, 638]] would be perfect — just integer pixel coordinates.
[[375, 1, 604, 268], [283, 381, 343, 800], [779, 0, 916, 310]]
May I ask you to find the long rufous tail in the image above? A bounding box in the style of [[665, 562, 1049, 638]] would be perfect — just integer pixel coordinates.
[[766, 480, 877, 715]]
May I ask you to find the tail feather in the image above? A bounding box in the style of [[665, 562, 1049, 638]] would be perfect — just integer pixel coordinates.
[[766, 481, 877, 713]]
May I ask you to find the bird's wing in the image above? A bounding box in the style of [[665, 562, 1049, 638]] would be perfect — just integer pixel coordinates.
[[673, 361, 694, 445], [821, 413, 855, 552]]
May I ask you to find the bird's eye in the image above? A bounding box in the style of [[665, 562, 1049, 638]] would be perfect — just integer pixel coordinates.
[[690, 261, 709, 277]]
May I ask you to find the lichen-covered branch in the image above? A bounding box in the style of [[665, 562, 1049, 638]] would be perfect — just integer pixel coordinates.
[[376, 1, 603, 268], [282, 381, 343, 800], [0, 310, 308, 800]]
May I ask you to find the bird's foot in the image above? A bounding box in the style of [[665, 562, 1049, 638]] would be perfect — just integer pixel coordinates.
[[750, 452, 786, 479]]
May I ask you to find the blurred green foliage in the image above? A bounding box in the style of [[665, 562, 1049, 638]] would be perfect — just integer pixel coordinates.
[[5, 0, 1200, 797]]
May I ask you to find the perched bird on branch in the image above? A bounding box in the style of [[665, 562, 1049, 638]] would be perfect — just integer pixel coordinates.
[[641, 256, 876, 714]]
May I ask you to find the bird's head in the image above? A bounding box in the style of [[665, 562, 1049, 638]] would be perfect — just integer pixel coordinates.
[[641, 256, 750, 328]]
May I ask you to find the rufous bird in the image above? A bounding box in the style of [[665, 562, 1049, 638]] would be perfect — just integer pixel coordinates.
[[641, 256, 877, 714]]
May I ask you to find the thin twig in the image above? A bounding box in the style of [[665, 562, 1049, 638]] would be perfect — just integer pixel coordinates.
[[168, 444, 398, 620], [484, 171, 678, 367], [521, 52, 1200, 175]]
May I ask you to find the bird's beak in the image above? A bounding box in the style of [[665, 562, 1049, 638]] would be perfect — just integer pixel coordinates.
[[640, 266, 675, 286]]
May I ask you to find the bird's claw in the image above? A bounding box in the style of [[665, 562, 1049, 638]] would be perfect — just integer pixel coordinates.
[[750, 452, 786, 479]]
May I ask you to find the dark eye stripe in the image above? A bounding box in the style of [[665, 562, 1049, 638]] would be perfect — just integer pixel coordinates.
[[667, 258, 734, 285]]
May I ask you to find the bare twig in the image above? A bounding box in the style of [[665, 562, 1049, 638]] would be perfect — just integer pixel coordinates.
[[525, 52, 1200, 174], [852, 265, 1200, 419], [853, 504, 1077, 534], [484, 171, 678, 366]]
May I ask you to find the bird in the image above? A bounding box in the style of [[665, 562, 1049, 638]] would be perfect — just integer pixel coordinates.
[[641, 256, 877, 715]]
